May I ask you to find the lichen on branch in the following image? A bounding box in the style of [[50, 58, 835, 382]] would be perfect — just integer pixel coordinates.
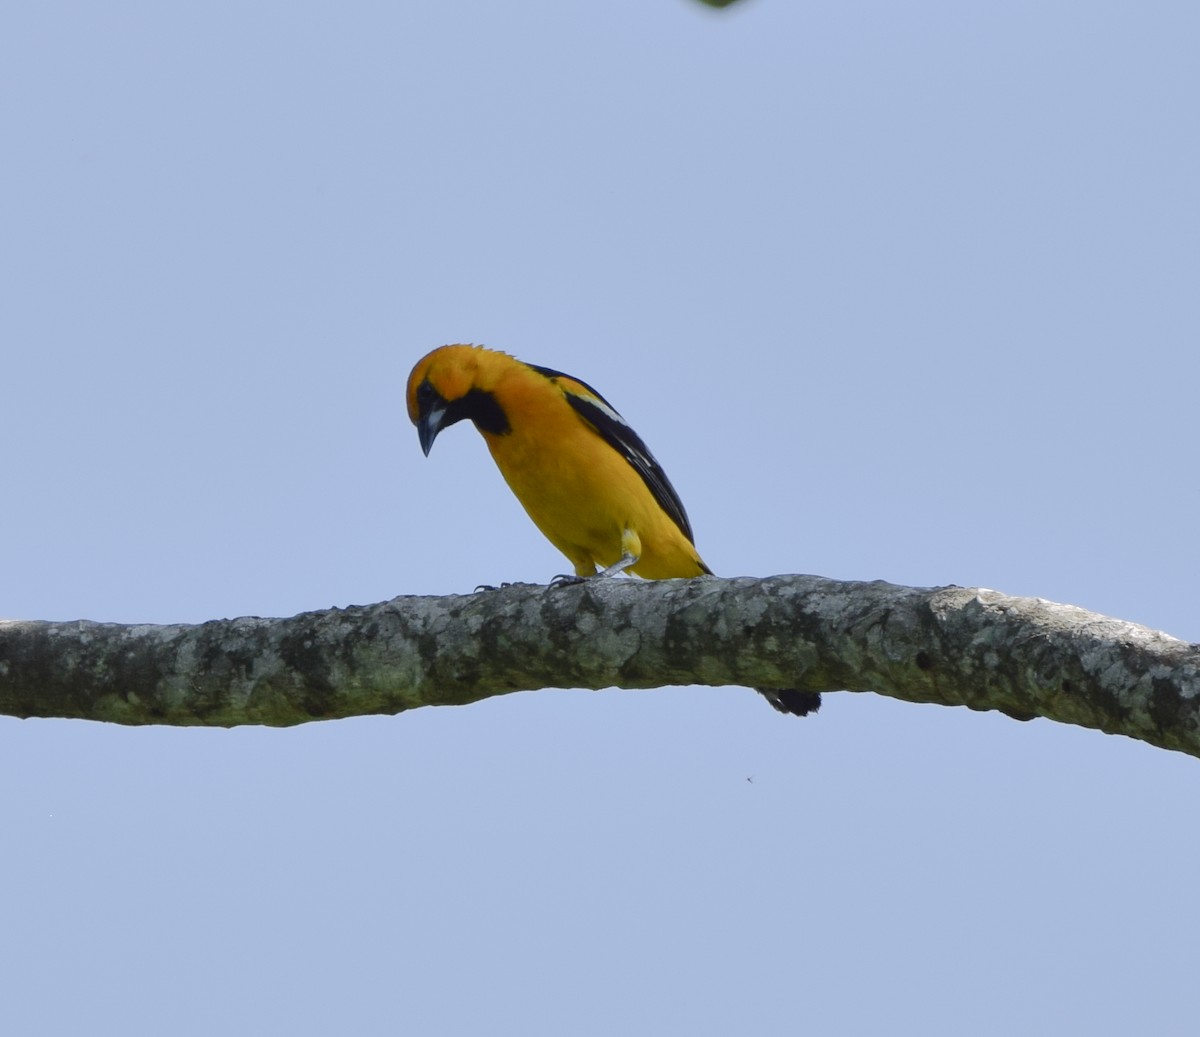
[[1, 576, 1197, 757]]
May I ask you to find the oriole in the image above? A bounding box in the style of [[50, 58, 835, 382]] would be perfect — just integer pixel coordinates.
[[406, 344, 819, 716]]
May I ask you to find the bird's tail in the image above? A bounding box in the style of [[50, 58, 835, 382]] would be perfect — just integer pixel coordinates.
[[756, 688, 822, 717]]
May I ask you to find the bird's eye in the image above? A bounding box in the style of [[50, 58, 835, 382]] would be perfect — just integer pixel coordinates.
[[417, 380, 439, 407]]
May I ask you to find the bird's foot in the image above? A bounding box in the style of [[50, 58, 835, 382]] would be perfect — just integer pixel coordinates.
[[549, 552, 637, 587], [596, 553, 637, 579]]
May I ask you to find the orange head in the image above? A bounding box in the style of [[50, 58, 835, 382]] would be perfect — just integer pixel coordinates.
[[406, 344, 513, 455]]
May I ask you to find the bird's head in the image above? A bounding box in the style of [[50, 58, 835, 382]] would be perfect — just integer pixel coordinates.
[[406, 344, 512, 455]]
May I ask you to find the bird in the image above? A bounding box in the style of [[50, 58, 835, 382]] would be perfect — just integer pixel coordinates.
[[406, 344, 819, 716]]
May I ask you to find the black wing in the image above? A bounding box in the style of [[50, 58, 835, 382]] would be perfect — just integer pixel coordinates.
[[529, 363, 697, 545]]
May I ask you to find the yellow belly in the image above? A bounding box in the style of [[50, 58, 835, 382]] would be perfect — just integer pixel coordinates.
[[484, 424, 707, 580]]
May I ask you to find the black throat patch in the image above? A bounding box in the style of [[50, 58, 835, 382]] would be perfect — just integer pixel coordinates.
[[448, 387, 510, 436]]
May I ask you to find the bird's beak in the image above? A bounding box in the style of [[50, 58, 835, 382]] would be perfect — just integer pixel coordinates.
[[417, 403, 448, 456]]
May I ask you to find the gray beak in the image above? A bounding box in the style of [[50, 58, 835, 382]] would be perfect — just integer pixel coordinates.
[[417, 403, 447, 456]]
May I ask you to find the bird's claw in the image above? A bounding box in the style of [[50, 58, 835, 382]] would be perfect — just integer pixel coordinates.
[[548, 573, 586, 588]]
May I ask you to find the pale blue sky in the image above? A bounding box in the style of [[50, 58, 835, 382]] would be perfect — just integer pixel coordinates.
[[3, 2, 1198, 1033]]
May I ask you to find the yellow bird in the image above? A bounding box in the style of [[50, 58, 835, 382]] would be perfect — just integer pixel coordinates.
[[406, 344, 819, 715]]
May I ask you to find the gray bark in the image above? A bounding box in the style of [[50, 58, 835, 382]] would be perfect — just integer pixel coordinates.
[[1, 575, 1197, 757]]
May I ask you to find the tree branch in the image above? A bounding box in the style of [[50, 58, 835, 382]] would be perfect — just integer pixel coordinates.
[[1, 575, 1196, 755]]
